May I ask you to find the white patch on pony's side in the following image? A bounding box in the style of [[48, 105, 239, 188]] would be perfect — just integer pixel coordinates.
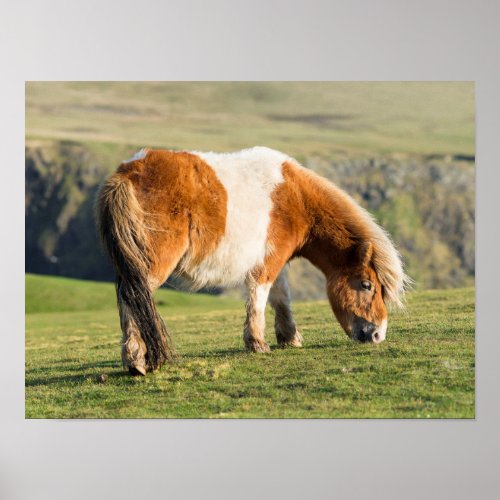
[[183, 146, 287, 288], [123, 148, 148, 164]]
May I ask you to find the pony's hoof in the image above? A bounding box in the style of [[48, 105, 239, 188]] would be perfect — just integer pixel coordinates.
[[246, 340, 271, 353], [128, 364, 147, 376], [279, 338, 303, 348], [122, 336, 148, 376], [277, 330, 303, 348]]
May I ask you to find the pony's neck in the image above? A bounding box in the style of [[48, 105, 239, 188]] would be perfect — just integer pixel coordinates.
[[285, 162, 405, 307], [297, 171, 368, 279]]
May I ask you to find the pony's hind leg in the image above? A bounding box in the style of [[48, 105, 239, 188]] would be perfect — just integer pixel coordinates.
[[119, 243, 188, 375], [268, 270, 303, 347], [243, 278, 272, 353], [119, 300, 148, 376]]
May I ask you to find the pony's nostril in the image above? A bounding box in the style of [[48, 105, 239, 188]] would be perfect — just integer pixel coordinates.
[[373, 332, 380, 342], [358, 332, 373, 342], [357, 322, 378, 342]]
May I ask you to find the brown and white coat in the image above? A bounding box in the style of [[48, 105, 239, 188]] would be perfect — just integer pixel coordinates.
[[97, 147, 407, 375]]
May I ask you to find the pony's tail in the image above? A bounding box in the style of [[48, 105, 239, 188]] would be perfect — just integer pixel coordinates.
[[96, 173, 174, 372]]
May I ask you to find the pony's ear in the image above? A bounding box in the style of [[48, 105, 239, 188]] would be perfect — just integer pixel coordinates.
[[357, 241, 373, 267]]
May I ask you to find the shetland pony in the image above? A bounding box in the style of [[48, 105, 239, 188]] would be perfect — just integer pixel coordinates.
[[97, 147, 408, 375]]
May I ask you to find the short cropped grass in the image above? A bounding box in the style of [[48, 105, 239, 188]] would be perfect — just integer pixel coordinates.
[[25, 275, 474, 418]]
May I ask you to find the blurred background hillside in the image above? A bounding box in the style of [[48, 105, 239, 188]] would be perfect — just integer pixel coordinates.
[[25, 82, 475, 299]]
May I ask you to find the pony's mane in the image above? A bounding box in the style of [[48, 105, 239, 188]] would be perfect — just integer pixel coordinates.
[[300, 166, 411, 308]]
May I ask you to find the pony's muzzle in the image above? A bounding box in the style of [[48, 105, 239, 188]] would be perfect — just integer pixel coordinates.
[[358, 322, 376, 342], [352, 318, 386, 344]]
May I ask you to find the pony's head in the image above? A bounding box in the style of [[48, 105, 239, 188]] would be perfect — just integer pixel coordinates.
[[326, 240, 403, 344]]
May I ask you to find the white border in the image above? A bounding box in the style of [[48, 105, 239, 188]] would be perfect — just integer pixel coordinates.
[[2, 1, 498, 499]]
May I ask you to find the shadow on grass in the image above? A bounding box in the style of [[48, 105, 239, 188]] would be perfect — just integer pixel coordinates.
[[179, 340, 338, 359], [25, 360, 129, 387], [181, 346, 246, 359], [26, 340, 348, 388]]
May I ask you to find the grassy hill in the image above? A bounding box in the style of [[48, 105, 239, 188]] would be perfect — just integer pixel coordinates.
[[26, 81, 474, 159], [25, 274, 475, 418], [25, 273, 240, 314]]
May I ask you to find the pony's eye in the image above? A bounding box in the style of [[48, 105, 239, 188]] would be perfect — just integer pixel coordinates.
[[361, 280, 372, 291]]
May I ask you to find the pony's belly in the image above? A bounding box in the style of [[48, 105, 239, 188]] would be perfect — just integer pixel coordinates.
[[181, 232, 269, 288]]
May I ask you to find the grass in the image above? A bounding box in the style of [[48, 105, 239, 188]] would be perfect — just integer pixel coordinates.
[[25, 275, 475, 418], [25, 82, 475, 160]]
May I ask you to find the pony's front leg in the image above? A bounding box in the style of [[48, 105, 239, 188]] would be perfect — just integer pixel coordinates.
[[243, 279, 271, 353], [269, 270, 303, 348]]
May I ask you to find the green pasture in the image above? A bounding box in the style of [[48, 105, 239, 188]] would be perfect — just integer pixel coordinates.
[[26, 81, 474, 160], [25, 274, 475, 418]]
